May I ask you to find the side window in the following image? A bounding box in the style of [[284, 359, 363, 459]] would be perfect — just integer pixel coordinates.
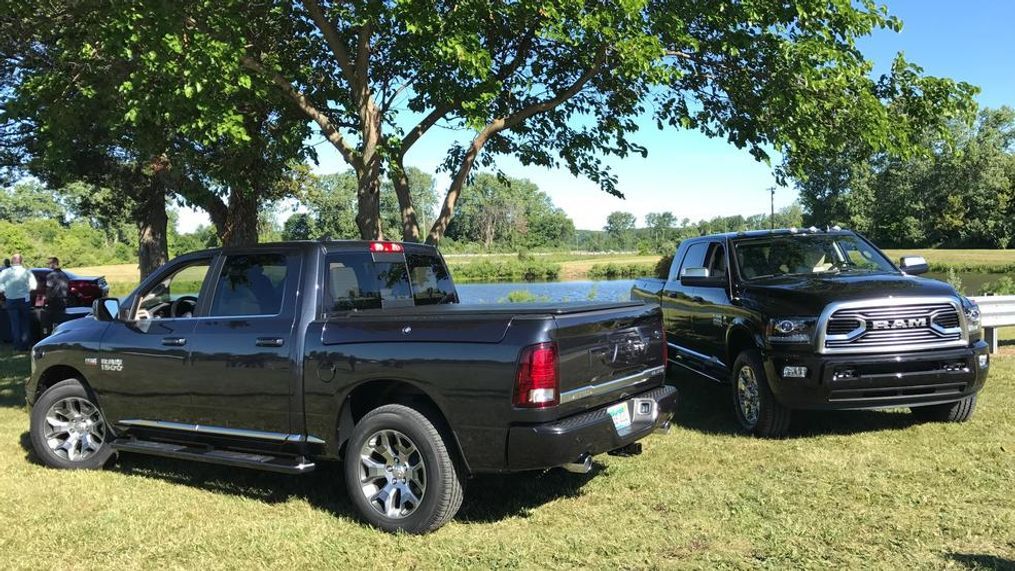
[[706, 242, 728, 278], [209, 254, 289, 317], [678, 243, 709, 276], [407, 253, 456, 305], [324, 252, 412, 312], [134, 259, 212, 320]]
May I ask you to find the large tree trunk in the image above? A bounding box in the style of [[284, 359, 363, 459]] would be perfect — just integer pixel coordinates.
[[137, 177, 169, 279], [390, 158, 422, 241], [220, 188, 260, 246], [355, 169, 383, 240]]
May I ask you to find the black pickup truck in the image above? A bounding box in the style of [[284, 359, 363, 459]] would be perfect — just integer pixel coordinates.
[[27, 240, 674, 533], [632, 228, 988, 437]]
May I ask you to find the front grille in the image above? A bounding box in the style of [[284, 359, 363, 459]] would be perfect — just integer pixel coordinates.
[[823, 301, 964, 353]]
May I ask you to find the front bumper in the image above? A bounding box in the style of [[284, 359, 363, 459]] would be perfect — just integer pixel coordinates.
[[765, 341, 990, 410], [505, 385, 677, 471]]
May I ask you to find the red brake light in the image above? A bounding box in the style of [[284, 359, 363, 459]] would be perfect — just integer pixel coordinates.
[[370, 241, 404, 253], [514, 342, 559, 408]]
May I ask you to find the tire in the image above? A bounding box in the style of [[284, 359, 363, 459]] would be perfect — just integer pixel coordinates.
[[911, 394, 978, 423], [344, 404, 464, 534], [29, 379, 114, 470], [731, 350, 792, 437]]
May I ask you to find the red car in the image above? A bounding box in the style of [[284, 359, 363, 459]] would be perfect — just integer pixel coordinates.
[[30, 268, 110, 308]]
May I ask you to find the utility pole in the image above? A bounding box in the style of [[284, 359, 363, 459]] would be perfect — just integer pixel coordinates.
[[768, 186, 775, 229]]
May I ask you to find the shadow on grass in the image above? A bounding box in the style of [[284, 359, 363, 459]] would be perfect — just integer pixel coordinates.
[[17, 428, 600, 526], [0, 348, 29, 409], [947, 552, 1015, 570], [667, 368, 922, 438]]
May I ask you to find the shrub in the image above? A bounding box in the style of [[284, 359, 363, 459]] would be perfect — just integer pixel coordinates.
[[980, 276, 1015, 296], [500, 290, 549, 303]]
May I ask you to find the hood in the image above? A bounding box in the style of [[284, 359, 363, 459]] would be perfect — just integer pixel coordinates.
[[738, 272, 960, 316]]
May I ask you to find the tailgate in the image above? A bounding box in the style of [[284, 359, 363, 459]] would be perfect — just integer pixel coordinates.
[[552, 303, 666, 415]]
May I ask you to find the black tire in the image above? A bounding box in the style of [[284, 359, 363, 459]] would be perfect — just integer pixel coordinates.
[[911, 394, 978, 423], [29, 379, 114, 470], [344, 404, 464, 534], [731, 350, 792, 437]]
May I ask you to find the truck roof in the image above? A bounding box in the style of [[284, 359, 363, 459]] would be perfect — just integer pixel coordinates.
[[177, 239, 441, 259], [687, 227, 856, 242]]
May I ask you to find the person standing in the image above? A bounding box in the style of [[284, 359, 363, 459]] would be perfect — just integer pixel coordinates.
[[0, 254, 38, 350], [44, 257, 69, 336], [0, 258, 10, 343]]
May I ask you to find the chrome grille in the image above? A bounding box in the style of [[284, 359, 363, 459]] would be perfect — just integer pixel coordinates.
[[820, 299, 965, 354]]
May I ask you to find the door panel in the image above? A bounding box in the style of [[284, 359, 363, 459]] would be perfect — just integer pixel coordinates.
[[184, 251, 301, 436]]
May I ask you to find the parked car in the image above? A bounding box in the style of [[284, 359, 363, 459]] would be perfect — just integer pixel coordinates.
[[632, 228, 989, 437], [26, 240, 675, 533], [30, 268, 109, 308]]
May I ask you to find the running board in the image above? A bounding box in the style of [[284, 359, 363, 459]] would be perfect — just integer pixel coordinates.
[[111, 439, 316, 474]]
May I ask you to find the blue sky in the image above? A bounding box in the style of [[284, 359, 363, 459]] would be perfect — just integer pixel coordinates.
[[176, 1, 1015, 233]]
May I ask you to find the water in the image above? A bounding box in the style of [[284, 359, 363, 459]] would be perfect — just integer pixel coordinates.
[[455, 271, 1011, 305], [457, 279, 635, 304]]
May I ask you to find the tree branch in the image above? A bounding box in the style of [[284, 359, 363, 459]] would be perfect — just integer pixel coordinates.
[[241, 55, 359, 168], [300, 0, 357, 91]]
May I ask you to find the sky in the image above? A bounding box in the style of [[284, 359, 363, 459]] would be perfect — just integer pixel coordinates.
[[176, 1, 1015, 233]]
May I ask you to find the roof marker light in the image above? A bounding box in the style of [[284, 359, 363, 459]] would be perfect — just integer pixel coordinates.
[[370, 241, 404, 253]]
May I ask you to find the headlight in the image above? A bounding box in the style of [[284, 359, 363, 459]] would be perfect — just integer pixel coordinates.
[[767, 318, 817, 343], [964, 302, 982, 334]]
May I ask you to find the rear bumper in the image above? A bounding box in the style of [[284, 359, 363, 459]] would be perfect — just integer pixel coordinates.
[[765, 341, 990, 410], [505, 385, 677, 471]]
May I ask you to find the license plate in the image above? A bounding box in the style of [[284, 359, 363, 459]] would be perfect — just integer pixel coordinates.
[[607, 401, 633, 435]]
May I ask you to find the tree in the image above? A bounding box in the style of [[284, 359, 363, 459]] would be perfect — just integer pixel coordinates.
[[0, 180, 65, 222], [116, 0, 974, 246], [604, 211, 637, 250]]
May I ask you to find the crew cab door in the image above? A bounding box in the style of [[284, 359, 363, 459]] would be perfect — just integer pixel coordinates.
[[661, 241, 708, 367], [691, 241, 733, 377], [95, 255, 216, 427], [184, 250, 302, 438]]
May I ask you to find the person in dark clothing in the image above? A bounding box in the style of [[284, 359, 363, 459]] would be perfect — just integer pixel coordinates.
[[43, 257, 69, 336]]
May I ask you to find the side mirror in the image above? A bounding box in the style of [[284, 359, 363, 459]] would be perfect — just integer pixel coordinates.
[[899, 256, 929, 276], [92, 297, 120, 322], [680, 267, 726, 288]]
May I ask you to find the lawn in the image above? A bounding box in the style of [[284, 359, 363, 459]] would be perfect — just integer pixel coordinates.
[[883, 249, 1015, 270], [0, 348, 1012, 568]]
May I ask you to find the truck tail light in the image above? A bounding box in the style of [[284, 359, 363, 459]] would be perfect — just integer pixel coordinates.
[[514, 342, 559, 408], [370, 241, 404, 253]]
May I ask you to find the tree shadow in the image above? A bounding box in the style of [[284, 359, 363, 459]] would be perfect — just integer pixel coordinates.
[[666, 368, 923, 438], [0, 349, 29, 409], [17, 429, 601, 526], [946, 552, 1015, 570]]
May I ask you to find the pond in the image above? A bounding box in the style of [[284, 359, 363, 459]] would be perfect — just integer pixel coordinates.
[[457, 272, 1010, 304]]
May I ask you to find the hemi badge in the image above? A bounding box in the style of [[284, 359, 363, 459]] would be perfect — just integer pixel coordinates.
[[84, 358, 98, 366]]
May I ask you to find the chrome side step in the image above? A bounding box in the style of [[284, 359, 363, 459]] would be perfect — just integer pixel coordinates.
[[111, 439, 316, 474]]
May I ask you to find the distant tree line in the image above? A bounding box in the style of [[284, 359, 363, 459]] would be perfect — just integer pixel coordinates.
[[797, 107, 1015, 248]]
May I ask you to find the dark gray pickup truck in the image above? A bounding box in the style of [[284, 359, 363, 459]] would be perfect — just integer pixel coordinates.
[[27, 240, 675, 533], [633, 228, 988, 437]]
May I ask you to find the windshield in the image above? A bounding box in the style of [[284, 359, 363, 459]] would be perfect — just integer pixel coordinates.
[[733, 234, 896, 280]]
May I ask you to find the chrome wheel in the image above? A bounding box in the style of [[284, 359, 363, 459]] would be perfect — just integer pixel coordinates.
[[44, 397, 107, 462], [736, 365, 761, 426], [359, 429, 426, 519]]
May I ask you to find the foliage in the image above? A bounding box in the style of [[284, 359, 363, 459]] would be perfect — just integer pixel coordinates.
[[945, 267, 963, 293], [981, 276, 1015, 296], [655, 254, 676, 279], [586, 262, 657, 280], [447, 259, 560, 283], [499, 290, 550, 303], [798, 107, 1015, 248]]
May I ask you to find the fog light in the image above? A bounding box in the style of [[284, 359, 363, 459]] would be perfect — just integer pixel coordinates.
[[978, 354, 989, 369], [782, 366, 808, 378]]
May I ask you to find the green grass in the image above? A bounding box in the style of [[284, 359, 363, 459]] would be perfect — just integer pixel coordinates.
[[884, 249, 1015, 273], [1, 348, 1012, 568]]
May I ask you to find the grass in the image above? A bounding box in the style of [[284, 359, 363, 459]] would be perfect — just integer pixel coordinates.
[[1, 347, 1012, 568], [884, 249, 1015, 272]]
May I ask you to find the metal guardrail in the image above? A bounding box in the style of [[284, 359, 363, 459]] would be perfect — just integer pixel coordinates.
[[970, 295, 1015, 353]]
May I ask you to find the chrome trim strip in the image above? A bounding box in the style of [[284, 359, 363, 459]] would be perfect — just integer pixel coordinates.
[[816, 296, 968, 355], [559, 365, 666, 404], [668, 341, 727, 369], [118, 419, 299, 442]]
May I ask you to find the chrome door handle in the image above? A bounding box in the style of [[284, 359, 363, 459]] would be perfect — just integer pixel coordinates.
[[161, 337, 187, 347], [256, 337, 285, 347]]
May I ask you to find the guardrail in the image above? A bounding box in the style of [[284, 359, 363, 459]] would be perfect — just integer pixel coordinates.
[[971, 295, 1015, 353]]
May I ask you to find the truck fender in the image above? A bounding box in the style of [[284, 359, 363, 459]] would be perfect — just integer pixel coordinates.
[[725, 320, 764, 369]]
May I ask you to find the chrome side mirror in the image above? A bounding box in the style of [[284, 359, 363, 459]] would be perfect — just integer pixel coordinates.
[[92, 297, 120, 322], [899, 256, 929, 275]]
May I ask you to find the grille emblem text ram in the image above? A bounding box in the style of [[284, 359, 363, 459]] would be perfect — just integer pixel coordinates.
[[871, 317, 928, 330]]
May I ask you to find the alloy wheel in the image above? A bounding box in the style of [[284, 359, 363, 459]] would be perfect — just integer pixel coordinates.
[[737, 365, 761, 426], [358, 429, 427, 519], [43, 396, 107, 462]]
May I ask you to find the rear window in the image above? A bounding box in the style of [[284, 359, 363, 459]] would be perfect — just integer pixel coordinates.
[[324, 251, 455, 312]]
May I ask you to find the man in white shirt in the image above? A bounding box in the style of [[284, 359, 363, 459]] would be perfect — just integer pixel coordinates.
[[0, 254, 38, 350]]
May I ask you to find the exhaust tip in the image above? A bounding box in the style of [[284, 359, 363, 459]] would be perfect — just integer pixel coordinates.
[[562, 454, 593, 474]]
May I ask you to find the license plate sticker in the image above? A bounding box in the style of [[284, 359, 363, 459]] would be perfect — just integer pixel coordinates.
[[607, 402, 633, 435]]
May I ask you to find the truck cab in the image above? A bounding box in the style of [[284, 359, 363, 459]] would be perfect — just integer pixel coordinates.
[[632, 228, 989, 436]]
